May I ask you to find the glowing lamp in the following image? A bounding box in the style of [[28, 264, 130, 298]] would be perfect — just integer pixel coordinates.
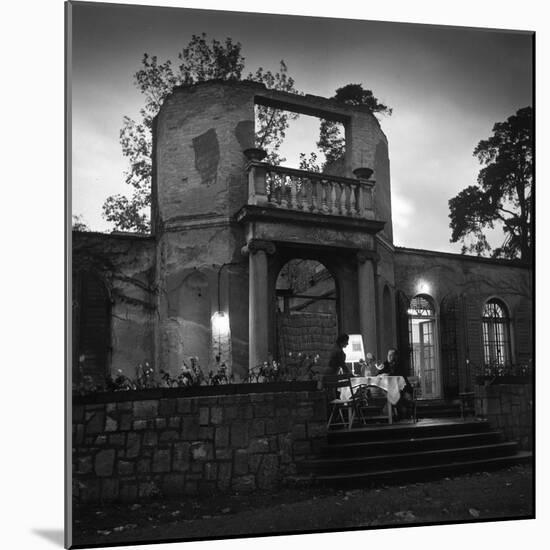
[[416, 280, 431, 295], [212, 311, 230, 335]]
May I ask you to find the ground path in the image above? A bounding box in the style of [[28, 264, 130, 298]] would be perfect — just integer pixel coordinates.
[[73, 464, 533, 546]]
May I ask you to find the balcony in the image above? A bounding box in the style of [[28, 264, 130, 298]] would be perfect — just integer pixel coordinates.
[[245, 150, 375, 220]]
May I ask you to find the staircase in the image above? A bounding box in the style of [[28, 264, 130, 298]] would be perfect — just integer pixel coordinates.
[[297, 418, 532, 486]]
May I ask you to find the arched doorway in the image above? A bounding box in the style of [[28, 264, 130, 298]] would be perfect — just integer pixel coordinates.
[[275, 259, 338, 375], [408, 294, 441, 399]]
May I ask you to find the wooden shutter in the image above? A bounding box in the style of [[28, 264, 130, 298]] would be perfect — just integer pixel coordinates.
[[461, 293, 483, 390], [514, 299, 532, 365], [440, 294, 459, 398], [396, 290, 411, 376]]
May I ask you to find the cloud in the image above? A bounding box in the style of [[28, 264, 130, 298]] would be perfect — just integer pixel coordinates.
[[391, 191, 414, 235]]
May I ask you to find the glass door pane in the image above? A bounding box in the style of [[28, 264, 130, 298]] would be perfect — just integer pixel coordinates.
[[410, 317, 441, 399]]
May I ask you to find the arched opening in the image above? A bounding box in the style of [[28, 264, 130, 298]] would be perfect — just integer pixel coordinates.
[[482, 298, 512, 372], [74, 271, 111, 388], [275, 259, 338, 375], [408, 294, 441, 399]]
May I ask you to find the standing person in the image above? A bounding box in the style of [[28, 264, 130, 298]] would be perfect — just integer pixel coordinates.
[[328, 333, 350, 375]]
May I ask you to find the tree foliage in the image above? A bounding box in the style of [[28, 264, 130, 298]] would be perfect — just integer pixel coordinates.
[[307, 83, 393, 171], [72, 214, 90, 232], [103, 34, 300, 232], [449, 106, 533, 261]]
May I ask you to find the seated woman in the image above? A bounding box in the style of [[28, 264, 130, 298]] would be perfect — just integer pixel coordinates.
[[378, 348, 399, 375]]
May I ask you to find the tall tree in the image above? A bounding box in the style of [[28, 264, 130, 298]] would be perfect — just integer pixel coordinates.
[[449, 106, 533, 261], [102, 34, 300, 232]]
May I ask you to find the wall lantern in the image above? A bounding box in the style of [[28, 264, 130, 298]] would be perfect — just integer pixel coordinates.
[[212, 311, 230, 336], [416, 280, 431, 295]]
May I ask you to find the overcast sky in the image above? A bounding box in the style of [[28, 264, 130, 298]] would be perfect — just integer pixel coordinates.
[[70, 1, 533, 253]]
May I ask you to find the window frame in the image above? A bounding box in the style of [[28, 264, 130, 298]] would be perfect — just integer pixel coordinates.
[[481, 298, 512, 370]]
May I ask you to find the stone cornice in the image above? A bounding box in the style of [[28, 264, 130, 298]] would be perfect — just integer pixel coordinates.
[[235, 205, 386, 235]]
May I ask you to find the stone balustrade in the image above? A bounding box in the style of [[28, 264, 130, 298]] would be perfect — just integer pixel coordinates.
[[246, 161, 375, 219]]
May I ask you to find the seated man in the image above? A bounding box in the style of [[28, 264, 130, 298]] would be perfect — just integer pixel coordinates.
[[379, 348, 415, 420]]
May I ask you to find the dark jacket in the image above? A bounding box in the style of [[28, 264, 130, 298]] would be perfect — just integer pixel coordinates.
[[380, 359, 398, 375], [328, 346, 349, 375]]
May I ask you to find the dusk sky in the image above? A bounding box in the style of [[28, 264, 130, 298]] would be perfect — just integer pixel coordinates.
[[70, 1, 533, 254]]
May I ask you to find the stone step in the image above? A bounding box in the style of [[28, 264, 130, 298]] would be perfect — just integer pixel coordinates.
[[327, 419, 491, 445], [319, 431, 503, 458], [300, 452, 532, 486], [299, 441, 518, 474]]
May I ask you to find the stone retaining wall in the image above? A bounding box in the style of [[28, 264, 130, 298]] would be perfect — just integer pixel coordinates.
[[73, 388, 326, 504], [475, 383, 533, 450]]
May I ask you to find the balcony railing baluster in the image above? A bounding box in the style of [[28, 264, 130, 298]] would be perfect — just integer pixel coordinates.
[[247, 161, 375, 219]]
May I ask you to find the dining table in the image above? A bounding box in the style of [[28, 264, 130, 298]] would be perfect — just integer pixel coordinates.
[[340, 375, 406, 424]]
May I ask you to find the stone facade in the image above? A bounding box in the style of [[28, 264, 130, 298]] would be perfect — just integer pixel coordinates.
[[73, 387, 326, 504], [393, 247, 532, 396]]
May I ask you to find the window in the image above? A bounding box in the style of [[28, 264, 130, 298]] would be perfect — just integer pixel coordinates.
[[407, 295, 441, 399], [482, 299, 511, 369]]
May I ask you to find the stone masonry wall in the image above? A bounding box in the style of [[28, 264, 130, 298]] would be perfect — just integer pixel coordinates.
[[73, 388, 326, 505], [475, 383, 533, 450]]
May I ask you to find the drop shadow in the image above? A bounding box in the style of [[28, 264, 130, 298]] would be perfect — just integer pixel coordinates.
[[33, 529, 65, 547]]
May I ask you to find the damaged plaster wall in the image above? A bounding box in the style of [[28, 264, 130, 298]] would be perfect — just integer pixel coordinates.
[[152, 83, 258, 379], [72, 232, 156, 381], [156, 225, 248, 379]]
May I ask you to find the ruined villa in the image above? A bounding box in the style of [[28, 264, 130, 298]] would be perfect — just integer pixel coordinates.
[[72, 79, 532, 401]]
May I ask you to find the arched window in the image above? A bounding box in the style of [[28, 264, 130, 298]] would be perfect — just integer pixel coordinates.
[[482, 299, 511, 369]]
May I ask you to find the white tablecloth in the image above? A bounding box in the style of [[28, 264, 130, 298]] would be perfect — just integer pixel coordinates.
[[341, 375, 406, 405]]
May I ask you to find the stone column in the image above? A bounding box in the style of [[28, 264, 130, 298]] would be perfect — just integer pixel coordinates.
[[357, 250, 379, 357], [243, 239, 276, 372]]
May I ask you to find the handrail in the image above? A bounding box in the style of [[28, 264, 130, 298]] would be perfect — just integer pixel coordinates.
[[261, 163, 373, 186]]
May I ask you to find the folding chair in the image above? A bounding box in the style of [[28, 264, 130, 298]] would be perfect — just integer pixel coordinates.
[[458, 390, 476, 420], [323, 374, 365, 429]]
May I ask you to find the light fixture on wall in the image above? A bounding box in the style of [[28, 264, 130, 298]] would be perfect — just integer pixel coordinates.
[[212, 311, 230, 336], [417, 280, 431, 295], [213, 262, 239, 361], [211, 310, 231, 361]]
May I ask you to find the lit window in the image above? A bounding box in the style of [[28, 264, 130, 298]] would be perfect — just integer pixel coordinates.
[[482, 299, 511, 369]]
